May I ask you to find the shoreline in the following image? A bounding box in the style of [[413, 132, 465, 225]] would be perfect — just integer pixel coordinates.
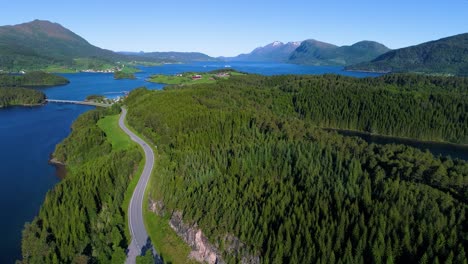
[[324, 127, 468, 149], [48, 156, 65, 166], [0, 101, 47, 109], [48, 156, 67, 180], [343, 68, 391, 74]]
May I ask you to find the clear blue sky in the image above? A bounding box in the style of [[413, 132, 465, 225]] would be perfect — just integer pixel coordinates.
[[1, 0, 467, 56]]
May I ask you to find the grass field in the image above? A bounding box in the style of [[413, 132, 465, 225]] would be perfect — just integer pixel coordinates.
[[97, 113, 143, 241], [44, 65, 77, 73], [98, 114, 133, 150], [147, 70, 245, 86]]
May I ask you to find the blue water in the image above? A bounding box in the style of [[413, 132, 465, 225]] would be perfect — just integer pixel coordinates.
[[0, 61, 446, 263], [0, 104, 93, 263], [136, 61, 382, 78]]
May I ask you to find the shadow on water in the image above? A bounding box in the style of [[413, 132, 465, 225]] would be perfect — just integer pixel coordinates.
[[329, 129, 468, 161]]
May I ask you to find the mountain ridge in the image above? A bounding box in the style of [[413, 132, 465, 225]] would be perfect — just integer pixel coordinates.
[[0, 20, 162, 71], [118, 51, 217, 62], [346, 33, 468, 75], [223, 41, 302, 62], [224, 39, 390, 66], [289, 39, 390, 66]]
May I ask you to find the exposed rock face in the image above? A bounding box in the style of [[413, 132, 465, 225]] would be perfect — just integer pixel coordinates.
[[148, 199, 260, 264], [149, 199, 165, 216], [169, 211, 222, 264]]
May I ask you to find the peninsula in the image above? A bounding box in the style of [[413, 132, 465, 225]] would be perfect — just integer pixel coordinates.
[[147, 69, 245, 86]]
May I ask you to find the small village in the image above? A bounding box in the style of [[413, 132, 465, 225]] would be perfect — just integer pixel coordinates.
[[147, 70, 243, 86]]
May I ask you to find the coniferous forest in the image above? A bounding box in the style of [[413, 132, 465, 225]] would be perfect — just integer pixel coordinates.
[[20, 106, 142, 264], [123, 74, 467, 263], [0, 71, 69, 107], [21, 73, 467, 263], [0, 87, 45, 107], [0, 71, 69, 87]]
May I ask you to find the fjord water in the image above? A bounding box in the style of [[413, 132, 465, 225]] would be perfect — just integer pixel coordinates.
[[0, 104, 93, 263], [0, 62, 463, 263]]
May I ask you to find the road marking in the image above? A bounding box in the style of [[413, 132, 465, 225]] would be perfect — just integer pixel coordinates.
[[119, 108, 155, 262]]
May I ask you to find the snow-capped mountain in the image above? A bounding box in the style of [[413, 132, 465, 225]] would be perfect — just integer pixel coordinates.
[[225, 41, 302, 62]]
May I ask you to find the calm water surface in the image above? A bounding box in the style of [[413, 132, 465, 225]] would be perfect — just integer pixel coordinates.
[[0, 62, 461, 263], [0, 104, 93, 263]]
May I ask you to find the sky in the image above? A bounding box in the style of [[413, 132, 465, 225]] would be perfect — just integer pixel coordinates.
[[1, 0, 467, 57]]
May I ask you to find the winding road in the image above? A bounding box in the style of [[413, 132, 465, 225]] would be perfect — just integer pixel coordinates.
[[119, 108, 155, 264]]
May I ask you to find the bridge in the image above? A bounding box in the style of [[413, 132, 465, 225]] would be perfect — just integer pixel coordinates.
[[46, 99, 113, 107]]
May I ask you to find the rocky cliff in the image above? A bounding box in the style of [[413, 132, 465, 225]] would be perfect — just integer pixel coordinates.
[[149, 199, 259, 264]]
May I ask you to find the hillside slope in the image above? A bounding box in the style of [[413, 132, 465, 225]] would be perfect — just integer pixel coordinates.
[[123, 74, 467, 263], [289, 40, 390, 65], [346, 33, 468, 75], [120, 51, 216, 62], [226, 41, 302, 62], [0, 20, 162, 72]]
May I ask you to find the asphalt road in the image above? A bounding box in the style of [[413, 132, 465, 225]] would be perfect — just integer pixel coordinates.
[[119, 108, 155, 264]]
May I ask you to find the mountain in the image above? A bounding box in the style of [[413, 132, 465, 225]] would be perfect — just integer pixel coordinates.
[[225, 39, 390, 65], [0, 20, 128, 71], [346, 33, 468, 75], [225, 41, 302, 62], [119, 51, 217, 62], [289, 40, 390, 66]]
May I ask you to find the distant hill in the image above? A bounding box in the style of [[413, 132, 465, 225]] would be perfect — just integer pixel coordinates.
[[289, 40, 390, 66], [224, 39, 390, 65], [0, 20, 162, 72], [120, 51, 217, 62], [225, 41, 302, 62], [0, 20, 122, 71], [346, 33, 468, 75]]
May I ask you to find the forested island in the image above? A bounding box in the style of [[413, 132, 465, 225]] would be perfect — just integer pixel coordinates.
[[0, 71, 69, 87], [114, 71, 136, 80], [0, 87, 46, 107], [21, 73, 467, 263], [0, 71, 69, 108]]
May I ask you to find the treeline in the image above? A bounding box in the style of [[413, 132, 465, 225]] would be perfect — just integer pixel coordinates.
[[20, 105, 142, 264], [223, 73, 468, 144], [0, 71, 69, 87], [375, 74, 468, 93], [345, 33, 468, 76], [0, 87, 45, 107], [123, 73, 467, 263], [0, 71, 69, 107], [288, 75, 468, 143], [114, 71, 135, 80]]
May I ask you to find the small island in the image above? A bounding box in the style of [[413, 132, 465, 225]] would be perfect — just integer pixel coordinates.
[[0, 71, 69, 87], [0, 87, 46, 108], [114, 71, 136, 80], [0, 71, 69, 108], [147, 69, 245, 86]]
